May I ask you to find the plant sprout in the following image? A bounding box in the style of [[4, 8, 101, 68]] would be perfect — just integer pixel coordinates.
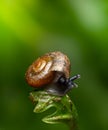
[[29, 90, 79, 130]]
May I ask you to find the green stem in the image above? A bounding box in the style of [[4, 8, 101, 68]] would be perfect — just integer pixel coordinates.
[[68, 119, 79, 130]]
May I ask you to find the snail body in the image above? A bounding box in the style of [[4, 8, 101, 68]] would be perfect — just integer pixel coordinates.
[[26, 51, 80, 96]]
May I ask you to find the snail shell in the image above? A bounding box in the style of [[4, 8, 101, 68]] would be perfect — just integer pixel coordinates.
[[25, 51, 70, 88]]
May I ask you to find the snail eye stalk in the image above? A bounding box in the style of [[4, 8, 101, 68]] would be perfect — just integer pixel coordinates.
[[56, 74, 80, 95], [69, 74, 80, 82], [66, 74, 80, 88], [58, 74, 80, 88]]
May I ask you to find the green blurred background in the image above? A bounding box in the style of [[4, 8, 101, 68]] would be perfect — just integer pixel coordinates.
[[0, 0, 108, 130]]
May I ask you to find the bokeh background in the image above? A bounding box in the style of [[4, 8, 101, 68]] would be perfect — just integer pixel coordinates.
[[0, 0, 108, 130]]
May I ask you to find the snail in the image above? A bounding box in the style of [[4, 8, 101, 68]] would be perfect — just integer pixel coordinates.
[[25, 51, 80, 96]]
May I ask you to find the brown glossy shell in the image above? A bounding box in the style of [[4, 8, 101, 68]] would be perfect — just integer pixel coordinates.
[[25, 51, 71, 87]]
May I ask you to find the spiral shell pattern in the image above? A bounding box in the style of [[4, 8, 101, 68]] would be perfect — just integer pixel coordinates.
[[25, 51, 70, 87]]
